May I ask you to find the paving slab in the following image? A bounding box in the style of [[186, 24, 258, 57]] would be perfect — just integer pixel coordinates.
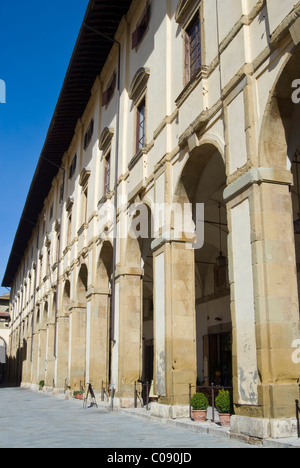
[[0, 387, 259, 449]]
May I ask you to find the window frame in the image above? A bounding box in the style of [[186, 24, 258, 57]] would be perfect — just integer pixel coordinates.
[[102, 72, 117, 108], [104, 151, 111, 196], [132, 3, 151, 50], [83, 119, 94, 151], [185, 13, 202, 82], [69, 154, 77, 180], [136, 96, 146, 153]]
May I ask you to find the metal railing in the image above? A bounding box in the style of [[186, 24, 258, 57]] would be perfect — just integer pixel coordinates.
[[189, 383, 233, 422]]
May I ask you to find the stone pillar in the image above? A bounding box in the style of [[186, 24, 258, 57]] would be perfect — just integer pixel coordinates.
[[87, 288, 111, 391], [152, 237, 197, 417], [69, 303, 87, 390], [116, 267, 143, 407], [38, 326, 47, 385], [225, 168, 300, 439], [45, 322, 56, 388], [23, 329, 32, 384], [55, 314, 70, 390], [31, 329, 39, 385]]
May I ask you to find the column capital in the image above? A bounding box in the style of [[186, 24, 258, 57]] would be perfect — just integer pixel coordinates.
[[151, 232, 195, 253], [115, 266, 144, 279], [224, 167, 293, 202]]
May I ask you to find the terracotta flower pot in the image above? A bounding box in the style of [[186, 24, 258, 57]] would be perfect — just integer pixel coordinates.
[[219, 413, 231, 426], [192, 410, 207, 422]]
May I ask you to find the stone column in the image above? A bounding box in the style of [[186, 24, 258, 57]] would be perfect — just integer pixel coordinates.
[[225, 168, 300, 439], [69, 303, 87, 390], [38, 325, 47, 385], [45, 321, 56, 388], [23, 327, 32, 384], [116, 267, 143, 407], [152, 237, 197, 417], [87, 288, 111, 391], [55, 314, 70, 390], [31, 328, 39, 385]]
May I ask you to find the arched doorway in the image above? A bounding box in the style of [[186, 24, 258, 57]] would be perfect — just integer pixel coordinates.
[[174, 143, 231, 387], [0, 338, 7, 384]]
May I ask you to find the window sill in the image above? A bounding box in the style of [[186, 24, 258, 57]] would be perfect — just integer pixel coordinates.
[[128, 146, 148, 171], [98, 191, 114, 207], [175, 66, 208, 109], [77, 223, 88, 237]]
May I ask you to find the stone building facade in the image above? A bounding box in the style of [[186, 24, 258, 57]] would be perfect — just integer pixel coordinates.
[[3, 0, 300, 439]]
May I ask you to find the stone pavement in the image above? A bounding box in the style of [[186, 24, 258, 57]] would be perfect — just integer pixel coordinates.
[[0, 387, 259, 449]]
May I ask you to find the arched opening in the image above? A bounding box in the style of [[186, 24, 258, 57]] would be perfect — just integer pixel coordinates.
[[96, 241, 114, 388], [174, 143, 231, 387], [77, 264, 88, 303], [0, 338, 7, 384], [63, 281, 71, 316]]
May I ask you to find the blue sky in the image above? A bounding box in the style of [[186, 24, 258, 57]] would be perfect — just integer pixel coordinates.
[[0, 0, 89, 295]]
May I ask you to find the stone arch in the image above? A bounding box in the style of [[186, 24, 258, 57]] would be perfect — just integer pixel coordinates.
[[173, 141, 231, 386], [97, 240, 113, 289], [63, 280, 71, 316], [258, 45, 300, 169], [173, 142, 225, 207], [43, 301, 48, 324], [77, 263, 88, 303]]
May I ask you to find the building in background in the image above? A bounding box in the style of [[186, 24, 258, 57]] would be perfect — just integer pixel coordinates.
[[0, 293, 10, 383], [2, 0, 300, 440]]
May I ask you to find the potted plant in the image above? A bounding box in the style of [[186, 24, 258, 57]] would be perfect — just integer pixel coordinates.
[[73, 391, 84, 400], [215, 389, 233, 426], [191, 393, 209, 422]]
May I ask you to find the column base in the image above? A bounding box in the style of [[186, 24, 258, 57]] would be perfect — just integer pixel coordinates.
[[230, 415, 298, 439]]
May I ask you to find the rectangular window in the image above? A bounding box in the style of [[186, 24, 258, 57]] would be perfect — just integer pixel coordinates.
[[186, 14, 201, 81], [81, 187, 88, 225], [102, 72, 117, 107], [59, 182, 64, 204], [136, 98, 146, 152], [49, 203, 54, 221], [104, 152, 111, 195], [83, 119, 94, 150], [67, 212, 72, 246], [132, 4, 151, 49], [69, 155, 77, 179]]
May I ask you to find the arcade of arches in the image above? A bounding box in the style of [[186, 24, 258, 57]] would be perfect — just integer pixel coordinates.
[[7, 41, 300, 442]]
